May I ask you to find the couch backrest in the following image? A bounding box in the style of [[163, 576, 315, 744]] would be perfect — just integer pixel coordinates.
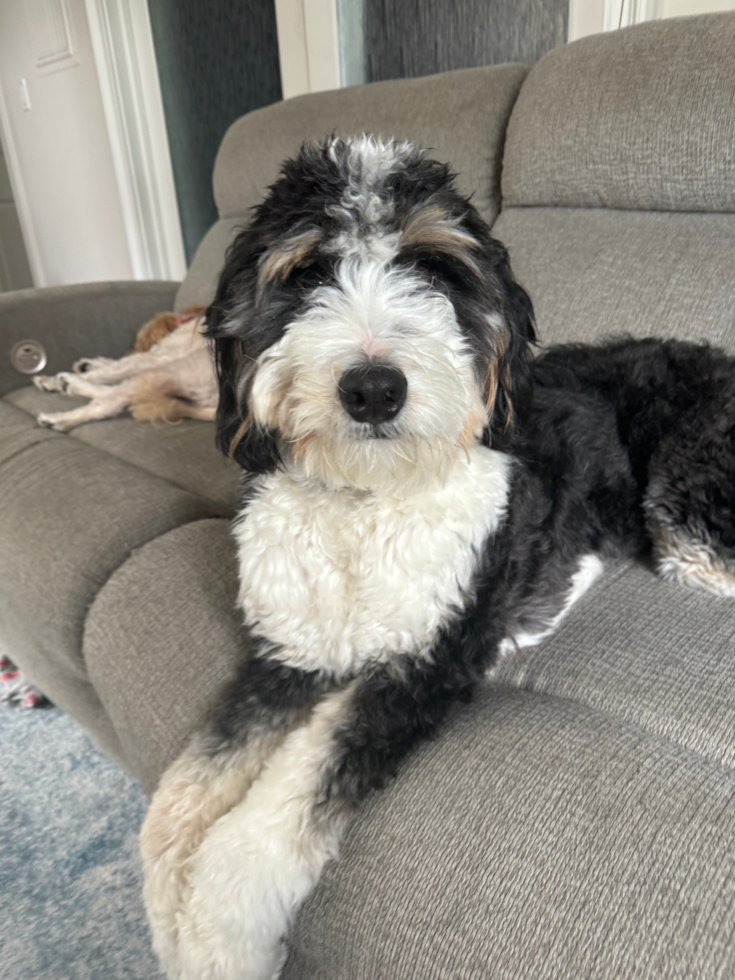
[[174, 63, 528, 310], [493, 12, 735, 351]]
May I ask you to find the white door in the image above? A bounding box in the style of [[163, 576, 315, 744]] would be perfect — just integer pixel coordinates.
[[0, 0, 134, 286]]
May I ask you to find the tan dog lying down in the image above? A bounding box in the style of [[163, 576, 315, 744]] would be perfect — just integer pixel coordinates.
[[34, 306, 218, 431]]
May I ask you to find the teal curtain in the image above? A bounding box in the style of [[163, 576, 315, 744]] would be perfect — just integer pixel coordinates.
[[339, 0, 567, 86], [147, 0, 282, 264]]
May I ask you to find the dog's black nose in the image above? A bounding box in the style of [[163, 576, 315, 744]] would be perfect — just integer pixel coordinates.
[[339, 365, 407, 424]]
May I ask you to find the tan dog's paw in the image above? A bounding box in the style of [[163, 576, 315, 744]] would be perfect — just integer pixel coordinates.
[[36, 411, 73, 431]]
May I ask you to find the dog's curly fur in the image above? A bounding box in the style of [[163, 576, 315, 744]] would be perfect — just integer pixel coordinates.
[[141, 136, 735, 980]]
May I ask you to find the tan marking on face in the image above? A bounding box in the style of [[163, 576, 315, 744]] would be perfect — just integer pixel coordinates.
[[484, 359, 499, 415], [460, 408, 485, 449], [257, 229, 324, 299], [484, 327, 515, 428], [500, 362, 514, 430], [401, 205, 482, 276], [292, 432, 317, 466], [228, 415, 251, 457]]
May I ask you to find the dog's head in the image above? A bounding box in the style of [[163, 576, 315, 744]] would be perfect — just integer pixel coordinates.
[[207, 136, 535, 495]]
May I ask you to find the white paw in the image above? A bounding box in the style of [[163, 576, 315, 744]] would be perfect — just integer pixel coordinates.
[[34, 372, 77, 394], [177, 821, 292, 980], [37, 412, 73, 432], [33, 374, 62, 393]]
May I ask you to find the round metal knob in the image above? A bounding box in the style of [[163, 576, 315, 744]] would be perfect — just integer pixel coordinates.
[[10, 339, 47, 375]]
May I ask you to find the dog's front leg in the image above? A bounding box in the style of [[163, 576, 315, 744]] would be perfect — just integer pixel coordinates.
[[73, 349, 172, 383], [176, 652, 480, 980], [141, 656, 329, 979]]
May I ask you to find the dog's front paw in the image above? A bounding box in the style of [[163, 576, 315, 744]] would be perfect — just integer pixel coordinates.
[[37, 411, 73, 432], [33, 374, 61, 393], [34, 372, 76, 394]]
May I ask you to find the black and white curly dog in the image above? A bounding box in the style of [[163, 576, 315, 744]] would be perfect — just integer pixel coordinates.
[[141, 135, 735, 979]]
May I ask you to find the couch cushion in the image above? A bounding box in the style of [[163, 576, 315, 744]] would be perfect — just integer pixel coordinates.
[[502, 12, 735, 212], [83, 520, 250, 793], [492, 559, 735, 770], [0, 399, 58, 465], [284, 688, 735, 980], [491, 208, 735, 349], [0, 406, 221, 762], [5, 387, 241, 513]]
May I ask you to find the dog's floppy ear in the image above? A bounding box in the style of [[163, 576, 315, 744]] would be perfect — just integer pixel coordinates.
[[488, 259, 536, 440], [209, 332, 281, 473], [468, 230, 536, 449], [206, 230, 281, 474], [406, 197, 536, 445]]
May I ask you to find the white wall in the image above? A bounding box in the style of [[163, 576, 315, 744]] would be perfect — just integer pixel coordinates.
[[660, 0, 734, 14], [569, 0, 734, 41], [0, 0, 134, 286], [274, 0, 341, 99]]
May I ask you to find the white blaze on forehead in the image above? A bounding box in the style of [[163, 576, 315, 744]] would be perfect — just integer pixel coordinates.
[[330, 134, 413, 217], [328, 135, 417, 260]]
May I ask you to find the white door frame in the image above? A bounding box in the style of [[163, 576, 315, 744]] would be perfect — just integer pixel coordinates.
[[274, 0, 341, 99], [569, 0, 665, 40], [84, 0, 186, 281], [0, 81, 47, 287]]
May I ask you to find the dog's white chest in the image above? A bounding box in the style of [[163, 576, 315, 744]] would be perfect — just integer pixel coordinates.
[[234, 447, 510, 676]]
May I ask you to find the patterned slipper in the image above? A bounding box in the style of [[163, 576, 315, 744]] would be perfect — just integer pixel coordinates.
[[0, 654, 50, 708]]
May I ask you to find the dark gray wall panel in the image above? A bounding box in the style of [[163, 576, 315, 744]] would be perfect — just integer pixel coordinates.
[[147, 0, 282, 264], [364, 0, 567, 81]]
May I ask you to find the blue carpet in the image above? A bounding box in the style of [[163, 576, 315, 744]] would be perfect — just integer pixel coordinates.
[[0, 705, 164, 980]]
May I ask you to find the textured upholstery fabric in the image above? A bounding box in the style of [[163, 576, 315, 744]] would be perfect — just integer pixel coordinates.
[[284, 689, 735, 980], [84, 520, 250, 793], [491, 208, 735, 350], [0, 426, 220, 760], [213, 64, 528, 225], [0, 399, 57, 466], [0, 280, 180, 398], [174, 218, 243, 311], [6, 387, 240, 513], [492, 560, 735, 769], [502, 12, 735, 211]]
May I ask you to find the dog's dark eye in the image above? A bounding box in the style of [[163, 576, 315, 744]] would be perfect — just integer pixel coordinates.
[[412, 252, 471, 292], [288, 259, 332, 290]]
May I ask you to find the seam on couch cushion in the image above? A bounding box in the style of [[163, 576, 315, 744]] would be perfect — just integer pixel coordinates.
[[4, 391, 239, 514], [4, 393, 236, 515], [488, 679, 735, 776]]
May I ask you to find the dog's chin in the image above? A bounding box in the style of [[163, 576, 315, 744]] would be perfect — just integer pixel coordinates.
[[290, 431, 465, 496]]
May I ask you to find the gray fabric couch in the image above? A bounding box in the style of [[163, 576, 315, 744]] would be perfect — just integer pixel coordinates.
[[2, 12, 735, 978]]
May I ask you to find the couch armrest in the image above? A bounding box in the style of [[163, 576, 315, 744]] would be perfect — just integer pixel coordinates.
[[0, 280, 181, 397]]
